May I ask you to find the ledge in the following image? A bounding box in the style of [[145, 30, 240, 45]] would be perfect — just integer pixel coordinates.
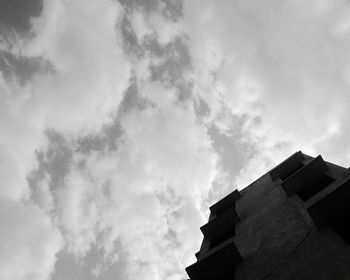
[[209, 190, 241, 216], [281, 155, 328, 197], [269, 151, 304, 180], [200, 207, 239, 239], [185, 237, 241, 280], [307, 176, 350, 229]]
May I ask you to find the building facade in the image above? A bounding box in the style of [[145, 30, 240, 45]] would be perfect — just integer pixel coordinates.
[[186, 151, 350, 279]]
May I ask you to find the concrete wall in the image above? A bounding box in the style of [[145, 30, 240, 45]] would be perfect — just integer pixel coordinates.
[[234, 168, 350, 279]]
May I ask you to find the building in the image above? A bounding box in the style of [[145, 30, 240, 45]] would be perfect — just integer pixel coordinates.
[[185, 151, 350, 279]]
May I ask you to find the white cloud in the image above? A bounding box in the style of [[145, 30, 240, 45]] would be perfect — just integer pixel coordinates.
[[0, 0, 131, 278], [34, 76, 217, 279], [0, 197, 62, 280], [0, 0, 131, 196], [183, 0, 350, 186], [26, 0, 131, 135], [128, 2, 184, 46], [4, 0, 350, 279], [55, 166, 99, 256]]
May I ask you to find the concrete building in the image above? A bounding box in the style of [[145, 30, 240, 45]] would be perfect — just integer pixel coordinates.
[[186, 151, 350, 280]]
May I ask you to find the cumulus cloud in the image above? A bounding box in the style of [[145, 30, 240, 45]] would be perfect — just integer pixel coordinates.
[[183, 0, 350, 186], [31, 81, 217, 279], [22, 1, 217, 279], [0, 0, 130, 278], [0, 197, 61, 280], [3, 0, 350, 279]]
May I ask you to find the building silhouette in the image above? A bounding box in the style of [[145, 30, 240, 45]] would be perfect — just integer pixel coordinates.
[[186, 151, 350, 279]]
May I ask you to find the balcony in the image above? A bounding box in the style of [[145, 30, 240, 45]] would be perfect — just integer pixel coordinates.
[[200, 207, 239, 240], [269, 151, 305, 180], [185, 238, 241, 280], [210, 190, 241, 216], [281, 155, 329, 197], [307, 176, 350, 243]]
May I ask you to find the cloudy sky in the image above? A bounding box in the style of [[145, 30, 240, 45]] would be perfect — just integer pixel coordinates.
[[1, 0, 350, 279]]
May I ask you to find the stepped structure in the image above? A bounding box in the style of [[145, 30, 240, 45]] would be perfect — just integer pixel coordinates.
[[186, 151, 350, 280]]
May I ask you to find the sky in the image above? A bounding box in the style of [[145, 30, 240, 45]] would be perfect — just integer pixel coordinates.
[[1, 0, 350, 279]]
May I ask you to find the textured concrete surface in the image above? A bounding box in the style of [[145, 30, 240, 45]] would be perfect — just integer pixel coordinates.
[[234, 162, 350, 280], [186, 153, 350, 280]]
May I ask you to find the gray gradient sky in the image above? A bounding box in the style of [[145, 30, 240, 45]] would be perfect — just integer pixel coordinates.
[[1, 0, 350, 279]]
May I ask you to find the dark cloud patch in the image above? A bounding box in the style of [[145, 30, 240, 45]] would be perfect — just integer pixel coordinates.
[[149, 58, 185, 87], [156, 186, 182, 209], [0, 0, 43, 34], [155, 187, 181, 248], [77, 121, 123, 153], [119, 15, 145, 58], [161, 0, 183, 22], [141, 33, 163, 55], [29, 77, 155, 197], [118, 75, 154, 113], [28, 130, 72, 208], [176, 79, 192, 101], [144, 35, 190, 67], [164, 227, 180, 248], [206, 121, 252, 203], [194, 98, 210, 119], [119, 78, 140, 112], [118, 0, 158, 14], [39, 130, 72, 187], [77, 77, 153, 154], [0, 51, 53, 85], [208, 124, 248, 179], [118, 1, 190, 101], [118, 0, 183, 21], [146, 36, 193, 100]]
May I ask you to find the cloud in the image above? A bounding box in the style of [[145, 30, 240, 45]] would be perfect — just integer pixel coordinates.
[[24, 4, 218, 273], [182, 0, 350, 186], [0, 0, 131, 279], [0, 196, 61, 280], [0, 0, 130, 195], [25, 0, 131, 134], [0, 0, 43, 34], [38, 81, 217, 279], [3, 0, 350, 279]]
